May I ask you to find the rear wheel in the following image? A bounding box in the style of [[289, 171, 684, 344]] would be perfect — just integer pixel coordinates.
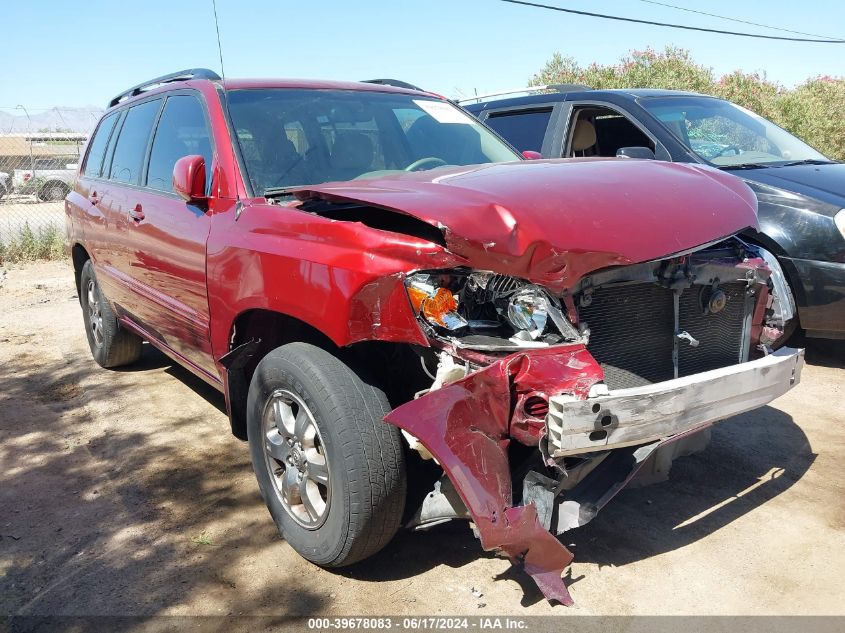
[[79, 260, 142, 367], [247, 342, 406, 567], [39, 181, 69, 202]]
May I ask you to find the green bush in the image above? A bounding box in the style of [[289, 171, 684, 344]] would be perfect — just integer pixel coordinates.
[[531, 47, 845, 160], [0, 222, 66, 263]]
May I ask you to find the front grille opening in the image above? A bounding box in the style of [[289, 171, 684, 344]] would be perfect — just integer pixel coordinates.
[[523, 395, 549, 418], [579, 281, 748, 390]]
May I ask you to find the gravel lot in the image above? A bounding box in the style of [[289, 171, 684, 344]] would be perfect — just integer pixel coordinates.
[[1, 260, 844, 618]]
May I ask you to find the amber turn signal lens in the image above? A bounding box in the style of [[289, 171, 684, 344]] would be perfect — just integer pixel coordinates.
[[407, 286, 430, 312], [421, 287, 458, 327]]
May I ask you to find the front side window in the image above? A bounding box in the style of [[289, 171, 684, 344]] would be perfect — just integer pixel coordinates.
[[146, 95, 213, 193], [83, 113, 118, 178], [225, 89, 520, 195], [109, 99, 161, 185], [485, 108, 553, 153], [641, 96, 829, 167]]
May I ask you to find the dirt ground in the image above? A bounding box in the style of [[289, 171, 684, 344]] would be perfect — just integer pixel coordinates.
[[1, 260, 844, 618]]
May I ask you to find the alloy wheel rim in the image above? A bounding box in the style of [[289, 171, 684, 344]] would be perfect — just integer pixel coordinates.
[[86, 279, 104, 348], [262, 389, 331, 529]]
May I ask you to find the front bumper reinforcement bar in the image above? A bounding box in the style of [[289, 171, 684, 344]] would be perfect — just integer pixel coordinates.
[[547, 347, 805, 457]]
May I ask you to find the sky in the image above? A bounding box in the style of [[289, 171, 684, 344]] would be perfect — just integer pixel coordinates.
[[1, 0, 844, 115]]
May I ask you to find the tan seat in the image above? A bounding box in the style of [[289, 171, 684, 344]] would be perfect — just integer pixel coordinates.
[[571, 118, 597, 156]]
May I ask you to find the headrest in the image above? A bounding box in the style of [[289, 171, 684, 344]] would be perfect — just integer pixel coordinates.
[[330, 132, 374, 170], [572, 119, 597, 152]]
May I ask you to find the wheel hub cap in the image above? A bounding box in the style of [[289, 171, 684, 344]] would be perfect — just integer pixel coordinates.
[[262, 389, 331, 529], [86, 279, 104, 348]]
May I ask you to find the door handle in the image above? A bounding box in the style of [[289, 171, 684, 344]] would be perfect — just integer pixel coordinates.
[[129, 203, 145, 221], [89, 191, 100, 205]]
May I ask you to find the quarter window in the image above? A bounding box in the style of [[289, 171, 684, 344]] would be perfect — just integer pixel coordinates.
[[83, 113, 118, 178], [109, 99, 161, 185], [146, 96, 213, 193], [485, 108, 553, 153]]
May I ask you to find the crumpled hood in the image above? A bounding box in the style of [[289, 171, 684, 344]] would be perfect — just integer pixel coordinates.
[[295, 158, 758, 291]]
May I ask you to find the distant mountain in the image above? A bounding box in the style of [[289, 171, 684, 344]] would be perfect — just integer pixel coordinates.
[[0, 106, 105, 133]]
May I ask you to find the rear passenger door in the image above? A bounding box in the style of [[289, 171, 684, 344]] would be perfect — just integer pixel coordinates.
[[99, 98, 163, 313], [121, 93, 216, 376], [72, 110, 122, 285], [476, 103, 560, 156]]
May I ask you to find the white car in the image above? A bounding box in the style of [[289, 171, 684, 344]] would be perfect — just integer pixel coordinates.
[[12, 158, 78, 201]]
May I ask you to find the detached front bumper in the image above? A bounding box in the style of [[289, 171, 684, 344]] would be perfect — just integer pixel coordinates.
[[547, 347, 804, 457], [386, 344, 803, 606]]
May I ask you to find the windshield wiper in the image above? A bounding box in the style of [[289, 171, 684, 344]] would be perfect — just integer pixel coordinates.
[[264, 186, 302, 199], [778, 159, 836, 167], [719, 163, 768, 170]]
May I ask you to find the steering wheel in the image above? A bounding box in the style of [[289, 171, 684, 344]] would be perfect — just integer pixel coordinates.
[[405, 157, 447, 172], [714, 144, 742, 158]]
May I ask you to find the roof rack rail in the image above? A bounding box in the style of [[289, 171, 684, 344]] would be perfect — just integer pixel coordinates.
[[108, 68, 222, 108], [457, 83, 591, 105], [361, 78, 426, 92]]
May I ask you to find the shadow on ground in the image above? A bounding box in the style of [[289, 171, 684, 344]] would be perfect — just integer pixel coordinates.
[[803, 338, 845, 369], [0, 343, 324, 617], [0, 335, 818, 613]]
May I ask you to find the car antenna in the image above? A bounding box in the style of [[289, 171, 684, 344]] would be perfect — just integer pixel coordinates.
[[211, 0, 245, 220]]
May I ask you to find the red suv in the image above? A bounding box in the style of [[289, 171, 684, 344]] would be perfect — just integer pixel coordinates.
[[66, 69, 803, 605]]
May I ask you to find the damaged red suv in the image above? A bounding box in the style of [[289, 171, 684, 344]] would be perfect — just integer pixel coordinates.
[[66, 69, 804, 605]]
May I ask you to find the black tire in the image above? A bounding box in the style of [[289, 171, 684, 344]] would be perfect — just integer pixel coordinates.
[[79, 260, 142, 368], [39, 181, 69, 202], [247, 342, 406, 567]]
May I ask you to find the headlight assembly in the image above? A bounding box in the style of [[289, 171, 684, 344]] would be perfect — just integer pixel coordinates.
[[404, 269, 585, 349], [835, 209, 845, 241], [507, 287, 549, 340], [406, 275, 467, 330]]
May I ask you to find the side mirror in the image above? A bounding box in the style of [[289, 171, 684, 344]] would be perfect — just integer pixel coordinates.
[[173, 155, 207, 203], [616, 146, 656, 160], [522, 150, 543, 160]]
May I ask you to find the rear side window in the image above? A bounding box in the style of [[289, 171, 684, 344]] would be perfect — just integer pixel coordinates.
[[83, 113, 118, 178], [146, 95, 213, 193], [109, 99, 161, 185], [485, 108, 553, 153]]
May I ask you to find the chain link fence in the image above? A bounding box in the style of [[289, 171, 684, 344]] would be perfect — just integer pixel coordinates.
[[0, 107, 103, 262]]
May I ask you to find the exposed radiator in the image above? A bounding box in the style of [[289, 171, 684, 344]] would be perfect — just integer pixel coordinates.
[[579, 281, 750, 389]]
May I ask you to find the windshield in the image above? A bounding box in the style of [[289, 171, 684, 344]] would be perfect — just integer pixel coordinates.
[[226, 89, 520, 194], [640, 96, 830, 167]]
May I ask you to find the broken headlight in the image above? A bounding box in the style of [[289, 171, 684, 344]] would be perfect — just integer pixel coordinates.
[[507, 288, 549, 340], [405, 270, 583, 347]]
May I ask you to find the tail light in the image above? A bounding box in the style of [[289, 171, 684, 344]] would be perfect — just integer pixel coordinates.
[[23, 173, 31, 182]]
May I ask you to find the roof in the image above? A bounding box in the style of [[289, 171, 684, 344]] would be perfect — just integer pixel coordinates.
[[107, 75, 437, 111], [463, 87, 712, 112], [601, 88, 708, 98], [221, 78, 434, 96]]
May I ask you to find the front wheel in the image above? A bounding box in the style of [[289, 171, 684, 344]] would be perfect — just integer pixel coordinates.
[[247, 342, 406, 567]]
